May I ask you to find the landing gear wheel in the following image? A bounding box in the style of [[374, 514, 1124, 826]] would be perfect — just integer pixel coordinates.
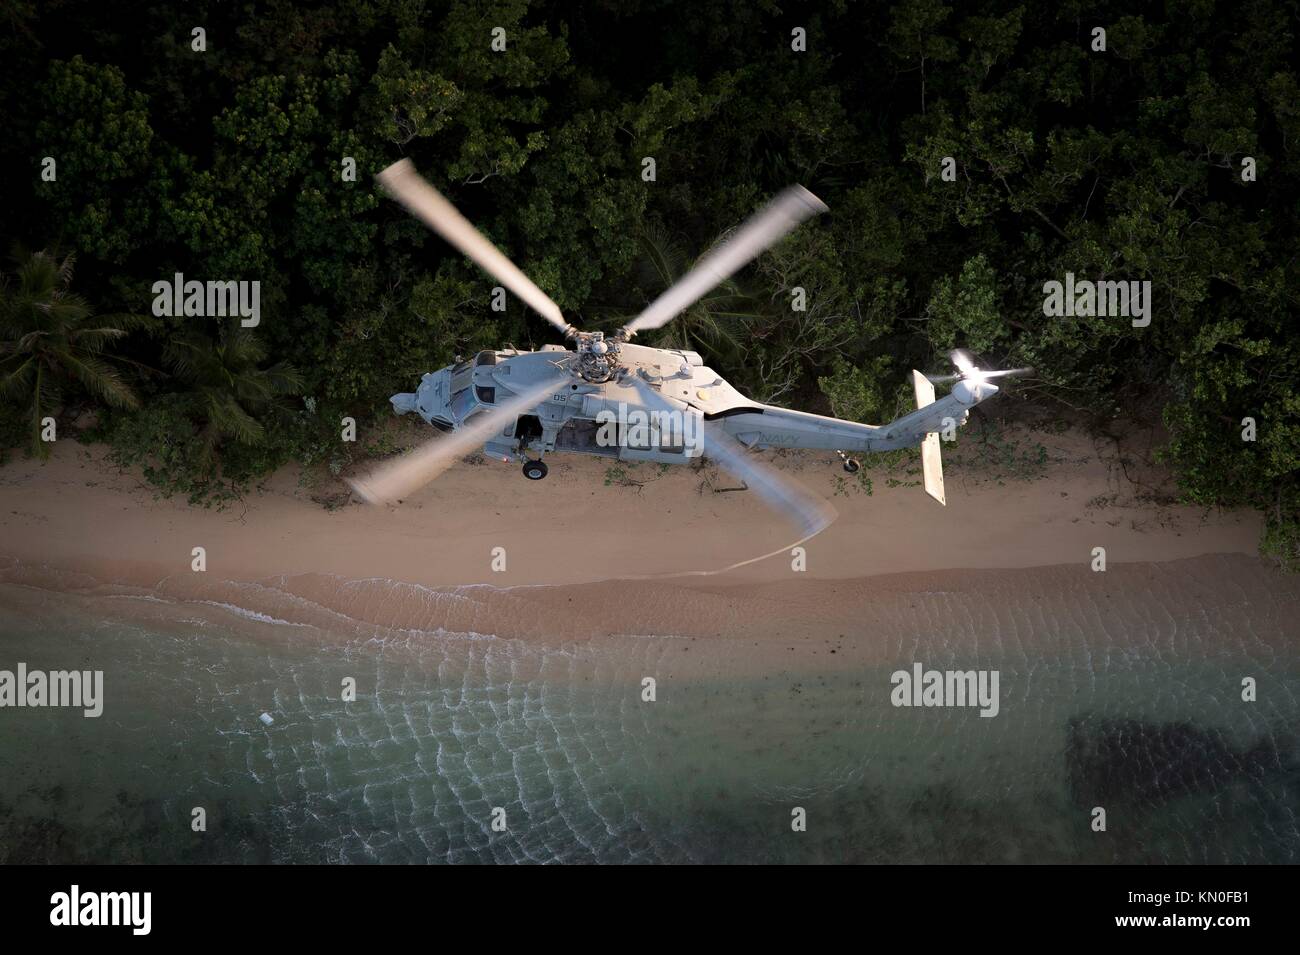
[[842, 458, 861, 474], [522, 460, 548, 481]]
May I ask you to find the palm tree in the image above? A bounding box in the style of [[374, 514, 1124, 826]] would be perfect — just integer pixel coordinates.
[[617, 220, 766, 362], [0, 250, 139, 455], [164, 321, 303, 472]]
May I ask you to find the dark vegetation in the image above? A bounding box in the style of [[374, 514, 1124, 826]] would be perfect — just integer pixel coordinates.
[[0, 0, 1296, 561]]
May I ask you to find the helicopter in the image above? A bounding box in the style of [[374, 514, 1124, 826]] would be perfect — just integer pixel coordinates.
[[348, 159, 1030, 536]]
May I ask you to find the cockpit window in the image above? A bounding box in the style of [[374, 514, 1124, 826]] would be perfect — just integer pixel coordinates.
[[475, 351, 497, 366], [475, 385, 496, 404], [450, 387, 476, 419]]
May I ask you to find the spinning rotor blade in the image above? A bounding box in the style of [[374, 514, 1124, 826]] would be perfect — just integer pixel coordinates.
[[376, 159, 575, 337], [926, 349, 1033, 384], [925, 368, 1033, 384], [620, 185, 828, 338], [627, 376, 834, 538], [347, 379, 560, 505], [701, 423, 837, 540]]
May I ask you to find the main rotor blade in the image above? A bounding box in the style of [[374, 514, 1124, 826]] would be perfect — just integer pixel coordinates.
[[627, 374, 833, 537], [702, 422, 837, 539], [376, 159, 575, 337], [621, 185, 828, 338], [347, 378, 560, 504]]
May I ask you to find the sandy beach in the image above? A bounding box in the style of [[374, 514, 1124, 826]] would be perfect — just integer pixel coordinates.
[[0, 419, 1284, 676], [0, 422, 1265, 597]]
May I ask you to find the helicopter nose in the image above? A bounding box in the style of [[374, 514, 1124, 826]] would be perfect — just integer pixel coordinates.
[[410, 367, 456, 425]]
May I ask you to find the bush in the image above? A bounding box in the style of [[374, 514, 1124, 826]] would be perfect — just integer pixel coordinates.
[[91, 395, 295, 506]]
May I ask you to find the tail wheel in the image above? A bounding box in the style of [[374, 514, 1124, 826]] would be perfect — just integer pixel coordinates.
[[842, 458, 861, 474], [522, 460, 548, 481]]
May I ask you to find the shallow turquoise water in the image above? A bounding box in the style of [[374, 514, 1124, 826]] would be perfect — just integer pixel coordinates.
[[1, 566, 1297, 864]]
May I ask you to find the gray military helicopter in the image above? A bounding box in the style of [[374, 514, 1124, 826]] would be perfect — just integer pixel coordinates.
[[349, 159, 1029, 535]]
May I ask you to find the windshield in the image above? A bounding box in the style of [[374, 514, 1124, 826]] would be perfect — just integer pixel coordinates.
[[450, 387, 476, 420]]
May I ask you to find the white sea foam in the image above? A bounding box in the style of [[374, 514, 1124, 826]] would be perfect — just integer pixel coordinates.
[[196, 600, 312, 627]]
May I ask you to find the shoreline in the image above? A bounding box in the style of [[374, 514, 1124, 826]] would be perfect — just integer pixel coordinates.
[[1, 549, 1297, 688]]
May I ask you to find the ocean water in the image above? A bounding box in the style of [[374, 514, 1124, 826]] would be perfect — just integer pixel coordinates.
[[0, 555, 1298, 864]]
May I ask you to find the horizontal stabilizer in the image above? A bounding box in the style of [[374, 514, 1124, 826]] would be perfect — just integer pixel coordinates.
[[911, 370, 946, 506]]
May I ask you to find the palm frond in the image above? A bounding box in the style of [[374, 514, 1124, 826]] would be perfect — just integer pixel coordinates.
[[260, 362, 304, 396], [222, 322, 267, 364], [3, 330, 46, 356], [205, 392, 265, 445], [53, 349, 140, 409], [93, 311, 152, 332], [164, 336, 206, 382], [41, 292, 93, 327], [0, 355, 36, 398], [17, 251, 58, 299], [69, 327, 129, 353], [57, 252, 76, 287], [636, 220, 685, 291]]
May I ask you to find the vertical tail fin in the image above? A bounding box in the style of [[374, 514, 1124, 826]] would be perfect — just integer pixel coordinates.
[[911, 370, 946, 506]]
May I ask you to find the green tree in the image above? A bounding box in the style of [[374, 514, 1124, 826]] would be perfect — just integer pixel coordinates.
[[0, 250, 138, 455], [615, 219, 758, 360], [35, 57, 162, 264], [923, 254, 1006, 355], [163, 322, 303, 472]]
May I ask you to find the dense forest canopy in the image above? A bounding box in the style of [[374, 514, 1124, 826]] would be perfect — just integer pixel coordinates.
[[1, 0, 1296, 563]]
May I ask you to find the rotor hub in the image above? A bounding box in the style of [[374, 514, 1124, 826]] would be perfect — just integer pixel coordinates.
[[574, 331, 619, 383]]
